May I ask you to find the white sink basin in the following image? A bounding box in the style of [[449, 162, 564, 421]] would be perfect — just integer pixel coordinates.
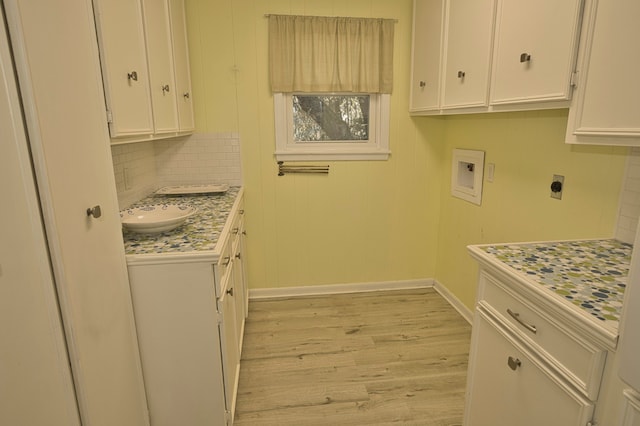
[[120, 204, 197, 234]]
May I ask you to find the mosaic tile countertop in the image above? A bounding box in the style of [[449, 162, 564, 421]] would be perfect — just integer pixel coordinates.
[[121, 187, 241, 256], [477, 239, 631, 327]]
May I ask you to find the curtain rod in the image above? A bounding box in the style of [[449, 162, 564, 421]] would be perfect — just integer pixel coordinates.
[[264, 14, 398, 23]]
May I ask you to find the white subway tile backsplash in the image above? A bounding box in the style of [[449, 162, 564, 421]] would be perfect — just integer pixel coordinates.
[[111, 141, 157, 209], [616, 147, 640, 243], [111, 133, 243, 209]]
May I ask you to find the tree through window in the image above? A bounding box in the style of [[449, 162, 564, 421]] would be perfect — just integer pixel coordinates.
[[292, 94, 370, 142]]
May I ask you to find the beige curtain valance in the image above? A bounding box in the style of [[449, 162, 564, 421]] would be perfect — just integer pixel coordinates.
[[268, 15, 395, 94]]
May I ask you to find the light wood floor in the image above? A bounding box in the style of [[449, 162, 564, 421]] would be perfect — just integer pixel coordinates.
[[233, 288, 471, 426]]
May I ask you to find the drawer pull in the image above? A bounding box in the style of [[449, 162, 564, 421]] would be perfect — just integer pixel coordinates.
[[232, 227, 239, 235], [507, 356, 522, 371], [222, 256, 231, 267], [507, 308, 537, 334]]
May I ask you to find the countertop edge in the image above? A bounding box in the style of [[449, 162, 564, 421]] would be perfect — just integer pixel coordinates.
[[468, 243, 619, 351], [124, 187, 244, 265]]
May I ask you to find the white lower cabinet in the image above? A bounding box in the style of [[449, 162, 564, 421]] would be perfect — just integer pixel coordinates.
[[127, 202, 247, 426], [621, 390, 640, 426], [464, 268, 610, 426], [465, 309, 595, 426]]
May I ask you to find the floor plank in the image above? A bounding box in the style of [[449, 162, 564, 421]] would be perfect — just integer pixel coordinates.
[[234, 288, 470, 426]]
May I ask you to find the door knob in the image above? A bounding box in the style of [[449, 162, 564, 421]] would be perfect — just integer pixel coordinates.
[[86, 205, 102, 218]]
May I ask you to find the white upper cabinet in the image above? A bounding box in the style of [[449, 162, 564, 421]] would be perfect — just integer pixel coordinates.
[[409, 0, 444, 112], [490, 0, 584, 105], [441, 0, 496, 109], [141, 0, 179, 134], [410, 0, 585, 115], [93, 0, 194, 142], [92, 0, 154, 137], [565, 0, 640, 146], [169, 0, 195, 132]]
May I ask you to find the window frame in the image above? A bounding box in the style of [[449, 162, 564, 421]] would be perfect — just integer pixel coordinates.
[[274, 92, 391, 161]]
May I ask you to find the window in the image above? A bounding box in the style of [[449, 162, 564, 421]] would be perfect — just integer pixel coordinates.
[[274, 93, 390, 161], [268, 14, 395, 161]]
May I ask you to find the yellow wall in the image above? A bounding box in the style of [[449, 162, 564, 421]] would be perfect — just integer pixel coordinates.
[[435, 110, 628, 309], [186, 0, 444, 289], [185, 0, 628, 304]]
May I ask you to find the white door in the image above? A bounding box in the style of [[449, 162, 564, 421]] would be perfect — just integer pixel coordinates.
[[441, 0, 495, 109], [4, 1, 150, 425], [142, 0, 180, 133], [489, 0, 583, 104], [169, 0, 195, 131], [410, 0, 444, 112], [92, 0, 154, 138], [0, 11, 81, 426]]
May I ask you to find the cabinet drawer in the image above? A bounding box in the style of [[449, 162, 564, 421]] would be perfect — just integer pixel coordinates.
[[478, 271, 607, 400]]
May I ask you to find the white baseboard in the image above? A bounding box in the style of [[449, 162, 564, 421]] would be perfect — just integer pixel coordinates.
[[249, 278, 434, 300], [249, 278, 474, 325], [433, 280, 473, 324]]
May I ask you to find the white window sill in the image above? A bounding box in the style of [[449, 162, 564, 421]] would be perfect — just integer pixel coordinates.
[[275, 150, 390, 161]]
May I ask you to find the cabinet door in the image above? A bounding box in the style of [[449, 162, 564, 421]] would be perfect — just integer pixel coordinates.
[[565, 0, 640, 145], [489, 0, 583, 104], [141, 0, 179, 133], [1, 15, 80, 425], [218, 284, 240, 421], [7, 0, 150, 423], [621, 390, 640, 426], [168, 0, 194, 131], [409, 0, 444, 112], [464, 311, 595, 426], [92, 0, 153, 137], [128, 263, 226, 426], [231, 260, 245, 354], [441, 0, 495, 109]]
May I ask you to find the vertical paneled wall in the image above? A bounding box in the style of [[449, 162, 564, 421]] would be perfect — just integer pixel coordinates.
[[185, 0, 629, 308], [435, 110, 628, 309], [185, 0, 444, 290]]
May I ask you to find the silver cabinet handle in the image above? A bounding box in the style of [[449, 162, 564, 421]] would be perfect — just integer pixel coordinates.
[[419, 80, 426, 88], [520, 53, 531, 63], [235, 252, 241, 260], [507, 308, 537, 334], [161, 84, 170, 94], [86, 205, 102, 218], [457, 71, 466, 78], [226, 287, 234, 296], [127, 71, 138, 81], [507, 356, 522, 371]]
